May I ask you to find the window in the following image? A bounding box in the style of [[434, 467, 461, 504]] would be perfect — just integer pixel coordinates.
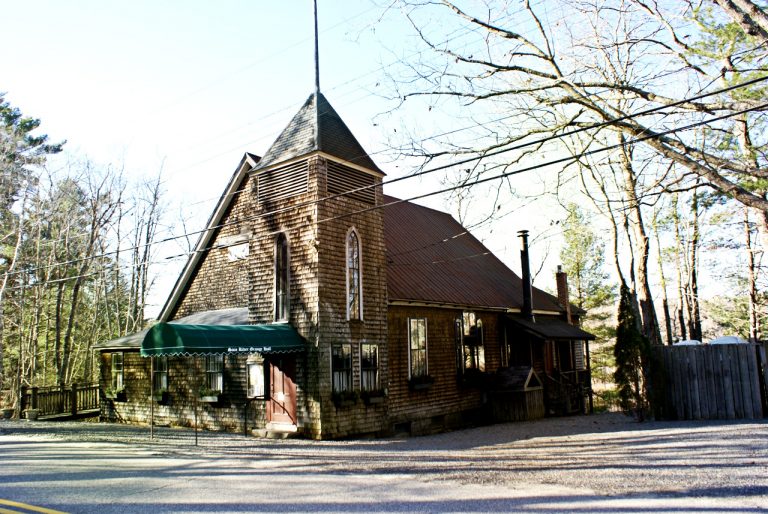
[[408, 318, 428, 378], [460, 312, 485, 372], [346, 229, 361, 320], [247, 362, 266, 398], [111, 353, 124, 390], [361, 343, 379, 391], [332, 344, 353, 392], [275, 233, 289, 321], [205, 355, 224, 392], [153, 357, 168, 391]]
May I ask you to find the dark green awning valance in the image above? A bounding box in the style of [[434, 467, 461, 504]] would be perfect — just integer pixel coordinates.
[[140, 323, 305, 357]]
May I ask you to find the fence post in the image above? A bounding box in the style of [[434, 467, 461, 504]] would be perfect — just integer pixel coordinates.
[[31, 387, 39, 410], [20, 386, 27, 412], [71, 383, 78, 416]]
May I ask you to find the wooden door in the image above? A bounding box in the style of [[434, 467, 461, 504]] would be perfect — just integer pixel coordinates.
[[268, 356, 297, 425]]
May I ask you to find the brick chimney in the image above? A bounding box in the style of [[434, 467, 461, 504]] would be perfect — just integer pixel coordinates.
[[556, 265, 572, 324]]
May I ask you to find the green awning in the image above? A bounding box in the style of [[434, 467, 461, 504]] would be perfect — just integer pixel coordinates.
[[140, 323, 305, 357]]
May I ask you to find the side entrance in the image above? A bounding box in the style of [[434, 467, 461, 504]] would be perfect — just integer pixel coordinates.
[[267, 356, 297, 426]]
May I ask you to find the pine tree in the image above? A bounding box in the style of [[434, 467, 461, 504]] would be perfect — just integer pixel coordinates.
[[613, 284, 651, 419]]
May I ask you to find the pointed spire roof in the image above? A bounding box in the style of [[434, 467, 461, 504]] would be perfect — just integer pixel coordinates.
[[253, 92, 383, 174]]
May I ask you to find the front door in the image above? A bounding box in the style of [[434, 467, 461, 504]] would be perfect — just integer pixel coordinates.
[[268, 356, 297, 425]]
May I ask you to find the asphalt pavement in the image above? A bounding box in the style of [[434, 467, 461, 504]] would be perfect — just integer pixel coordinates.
[[1, 414, 766, 513]]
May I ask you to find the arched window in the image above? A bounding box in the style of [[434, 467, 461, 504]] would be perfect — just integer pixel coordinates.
[[346, 229, 361, 320], [275, 233, 289, 321]]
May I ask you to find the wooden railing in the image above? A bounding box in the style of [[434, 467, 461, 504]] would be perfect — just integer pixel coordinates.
[[543, 370, 589, 415], [21, 383, 99, 418]]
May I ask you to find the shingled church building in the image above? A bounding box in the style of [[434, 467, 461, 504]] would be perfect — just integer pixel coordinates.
[[96, 91, 594, 439]]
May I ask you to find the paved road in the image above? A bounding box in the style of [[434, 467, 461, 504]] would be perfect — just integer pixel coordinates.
[[1, 414, 766, 513]]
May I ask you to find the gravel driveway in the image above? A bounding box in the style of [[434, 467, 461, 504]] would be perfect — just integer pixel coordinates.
[[1, 413, 766, 512]]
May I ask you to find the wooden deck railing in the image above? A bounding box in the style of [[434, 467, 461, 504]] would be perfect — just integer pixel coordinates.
[[21, 383, 99, 418]]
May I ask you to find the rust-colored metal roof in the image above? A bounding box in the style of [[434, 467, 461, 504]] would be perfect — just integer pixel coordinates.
[[383, 196, 564, 313], [508, 315, 595, 340]]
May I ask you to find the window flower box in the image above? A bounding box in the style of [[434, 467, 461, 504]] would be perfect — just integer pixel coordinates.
[[150, 390, 170, 404], [332, 390, 358, 408], [461, 368, 488, 388], [199, 388, 221, 403], [361, 389, 386, 406], [105, 388, 126, 402], [408, 375, 434, 392]]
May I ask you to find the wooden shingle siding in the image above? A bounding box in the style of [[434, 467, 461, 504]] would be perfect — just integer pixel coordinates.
[[387, 306, 503, 434], [173, 174, 255, 318], [315, 157, 389, 437], [248, 156, 322, 436], [100, 351, 266, 432]]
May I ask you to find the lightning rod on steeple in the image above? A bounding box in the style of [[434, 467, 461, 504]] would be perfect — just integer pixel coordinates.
[[314, 0, 320, 94]]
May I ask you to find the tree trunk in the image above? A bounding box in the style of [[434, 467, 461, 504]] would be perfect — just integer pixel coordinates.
[[687, 191, 703, 342], [714, 0, 768, 44], [672, 194, 687, 341], [619, 136, 661, 345], [54, 282, 65, 385], [0, 189, 28, 394], [652, 209, 674, 345], [745, 209, 760, 341]]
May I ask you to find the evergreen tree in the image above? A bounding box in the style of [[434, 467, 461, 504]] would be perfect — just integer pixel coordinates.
[[560, 204, 617, 395], [1, 94, 63, 393], [614, 284, 651, 419], [560, 203, 615, 311]]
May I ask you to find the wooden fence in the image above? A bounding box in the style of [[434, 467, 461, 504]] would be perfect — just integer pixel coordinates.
[[21, 383, 100, 419], [651, 344, 766, 420]]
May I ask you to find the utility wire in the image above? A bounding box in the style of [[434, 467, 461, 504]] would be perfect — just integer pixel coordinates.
[[5, 75, 766, 279]]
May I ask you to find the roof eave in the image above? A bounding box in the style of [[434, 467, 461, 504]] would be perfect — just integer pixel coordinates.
[[388, 299, 564, 316]]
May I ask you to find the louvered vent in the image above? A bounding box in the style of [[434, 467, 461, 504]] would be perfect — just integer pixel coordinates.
[[327, 160, 376, 205], [257, 161, 309, 203]]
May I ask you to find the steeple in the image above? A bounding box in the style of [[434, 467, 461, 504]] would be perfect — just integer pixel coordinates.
[[253, 93, 383, 174]]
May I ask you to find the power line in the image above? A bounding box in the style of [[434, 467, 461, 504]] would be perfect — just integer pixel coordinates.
[[6, 75, 767, 280], [11, 92, 763, 284]]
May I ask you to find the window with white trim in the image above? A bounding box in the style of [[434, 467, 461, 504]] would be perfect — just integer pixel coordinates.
[[408, 318, 428, 378], [461, 312, 485, 372], [346, 229, 361, 320], [332, 343, 353, 392], [111, 353, 124, 390], [275, 233, 289, 321], [361, 343, 379, 391], [205, 355, 224, 392], [153, 357, 168, 391]]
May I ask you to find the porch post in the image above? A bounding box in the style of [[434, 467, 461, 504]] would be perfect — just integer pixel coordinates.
[[194, 356, 199, 447], [70, 383, 78, 417], [585, 340, 594, 414], [150, 357, 154, 440]]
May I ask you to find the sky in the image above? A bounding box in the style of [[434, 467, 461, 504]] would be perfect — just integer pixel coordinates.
[[0, 1, 623, 316]]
